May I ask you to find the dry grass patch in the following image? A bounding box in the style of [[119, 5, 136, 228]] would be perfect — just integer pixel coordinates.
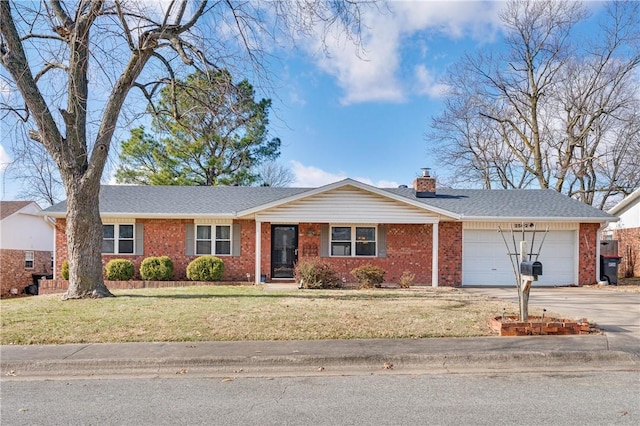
[[1, 286, 532, 345]]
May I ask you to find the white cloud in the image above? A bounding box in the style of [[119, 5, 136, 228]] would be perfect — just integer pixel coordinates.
[[413, 64, 449, 98], [290, 161, 399, 188], [291, 161, 346, 187], [0, 144, 12, 173], [304, 1, 502, 104]]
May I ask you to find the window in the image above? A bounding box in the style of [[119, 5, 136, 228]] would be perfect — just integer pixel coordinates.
[[331, 226, 376, 257], [25, 251, 34, 269], [102, 224, 134, 254], [196, 225, 232, 256]]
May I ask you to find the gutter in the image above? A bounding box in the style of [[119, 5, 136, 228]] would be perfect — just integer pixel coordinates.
[[462, 216, 619, 223]]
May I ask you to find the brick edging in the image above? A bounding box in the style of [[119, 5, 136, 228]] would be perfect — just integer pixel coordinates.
[[38, 279, 247, 295]]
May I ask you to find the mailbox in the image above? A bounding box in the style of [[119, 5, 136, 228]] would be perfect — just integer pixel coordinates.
[[520, 261, 543, 277]]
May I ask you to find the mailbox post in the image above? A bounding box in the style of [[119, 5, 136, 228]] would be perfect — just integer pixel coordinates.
[[498, 225, 549, 322]]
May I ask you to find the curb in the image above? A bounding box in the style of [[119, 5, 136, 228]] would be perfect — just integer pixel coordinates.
[[3, 350, 638, 380]]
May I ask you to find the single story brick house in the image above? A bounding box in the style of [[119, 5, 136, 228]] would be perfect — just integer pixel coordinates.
[[1, 201, 54, 296], [605, 188, 640, 278], [43, 173, 617, 287]]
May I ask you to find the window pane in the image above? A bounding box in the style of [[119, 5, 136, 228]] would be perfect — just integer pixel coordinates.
[[197, 226, 211, 240], [216, 225, 231, 240], [196, 241, 211, 255], [119, 225, 134, 239], [119, 240, 134, 254], [215, 241, 231, 255], [25, 252, 34, 268], [103, 225, 114, 239], [356, 227, 375, 241], [356, 242, 376, 256], [102, 240, 115, 254], [331, 242, 351, 256], [331, 227, 351, 241]]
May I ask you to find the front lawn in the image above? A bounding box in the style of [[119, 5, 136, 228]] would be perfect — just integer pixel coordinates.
[[1, 286, 534, 345]]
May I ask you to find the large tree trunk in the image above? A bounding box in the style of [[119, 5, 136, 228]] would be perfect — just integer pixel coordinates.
[[63, 178, 113, 299]]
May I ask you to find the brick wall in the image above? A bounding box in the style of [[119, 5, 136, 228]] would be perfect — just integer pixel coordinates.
[[0, 249, 52, 297], [293, 223, 442, 286], [613, 227, 640, 277], [439, 222, 463, 286], [54, 218, 257, 283], [51, 218, 599, 288], [579, 223, 600, 285]]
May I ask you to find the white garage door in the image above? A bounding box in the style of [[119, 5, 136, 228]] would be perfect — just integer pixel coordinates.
[[462, 229, 576, 286]]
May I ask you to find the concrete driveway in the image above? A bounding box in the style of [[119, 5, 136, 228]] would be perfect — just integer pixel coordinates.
[[463, 287, 640, 355]]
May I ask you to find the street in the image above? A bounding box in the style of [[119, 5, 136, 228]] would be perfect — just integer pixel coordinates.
[[2, 371, 638, 425]]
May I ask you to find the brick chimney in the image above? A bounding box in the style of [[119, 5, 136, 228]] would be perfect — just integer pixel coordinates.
[[414, 168, 436, 198]]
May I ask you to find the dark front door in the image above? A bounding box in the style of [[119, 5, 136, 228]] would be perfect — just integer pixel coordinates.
[[271, 225, 298, 279]]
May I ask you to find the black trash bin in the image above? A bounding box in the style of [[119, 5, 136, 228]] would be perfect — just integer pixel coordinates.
[[600, 255, 622, 285]]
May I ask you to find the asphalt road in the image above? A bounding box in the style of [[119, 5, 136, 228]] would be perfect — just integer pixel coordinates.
[[2, 371, 638, 425]]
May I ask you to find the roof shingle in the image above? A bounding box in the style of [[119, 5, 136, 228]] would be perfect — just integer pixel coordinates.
[[43, 183, 614, 221]]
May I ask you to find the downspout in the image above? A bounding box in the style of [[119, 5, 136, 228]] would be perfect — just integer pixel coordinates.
[[43, 215, 56, 278], [596, 220, 612, 284]]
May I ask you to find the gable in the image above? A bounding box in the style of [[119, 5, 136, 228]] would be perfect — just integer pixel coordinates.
[[0, 202, 53, 251], [0, 201, 33, 220], [252, 186, 442, 223], [611, 192, 640, 229]]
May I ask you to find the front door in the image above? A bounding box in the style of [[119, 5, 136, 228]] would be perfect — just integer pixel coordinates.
[[271, 225, 298, 279]]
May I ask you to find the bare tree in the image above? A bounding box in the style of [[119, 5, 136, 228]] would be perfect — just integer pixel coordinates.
[[258, 161, 295, 187], [1, 0, 368, 299], [429, 0, 640, 205], [2, 126, 63, 206]]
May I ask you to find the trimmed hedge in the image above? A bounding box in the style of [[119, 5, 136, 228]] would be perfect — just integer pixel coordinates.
[[105, 259, 134, 281], [61, 260, 69, 280], [351, 264, 385, 288], [140, 256, 174, 281], [295, 258, 341, 289], [186, 256, 225, 281]]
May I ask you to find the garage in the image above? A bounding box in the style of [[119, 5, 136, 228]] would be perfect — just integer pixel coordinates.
[[462, 228, 577, 287]]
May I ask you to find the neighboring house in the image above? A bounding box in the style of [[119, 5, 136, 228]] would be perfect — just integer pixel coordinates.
[[43, 173, 616, 287], [0, 201, 54, 296], [606, 189, 640, 278]]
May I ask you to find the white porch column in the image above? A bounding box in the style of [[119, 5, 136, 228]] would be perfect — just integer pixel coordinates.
[[432, 221, 439, 287], [255, 219, 262, 285]]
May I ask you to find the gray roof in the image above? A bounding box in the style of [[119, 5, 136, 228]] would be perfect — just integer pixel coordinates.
[[385, 187, 614, 220], [45, 185, 310, 217], [44, 182, 614, 221]]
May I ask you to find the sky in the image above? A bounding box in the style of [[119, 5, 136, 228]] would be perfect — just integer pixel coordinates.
[[264, 0, 504, 188], [0, 1, 608, 201]]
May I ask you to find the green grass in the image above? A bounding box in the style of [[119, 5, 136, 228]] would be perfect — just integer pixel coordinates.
[[0, 286, 528, 345]]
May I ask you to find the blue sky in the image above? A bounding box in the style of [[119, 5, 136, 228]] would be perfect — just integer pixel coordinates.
[[1, 1, 608, 199], [266, 0, 505, 188]]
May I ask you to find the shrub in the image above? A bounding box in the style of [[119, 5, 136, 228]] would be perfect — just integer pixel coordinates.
[[61, 260, 69, 280], [351, 264, 385, 289], [140, 256, 174, 281], [186, 256, 225, 281], [295, 258, 341, 289], [105, 259, 134, 281], [399, 270, 415, 288]]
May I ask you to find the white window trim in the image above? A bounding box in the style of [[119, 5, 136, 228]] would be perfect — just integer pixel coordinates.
[[102, 223, 135, 255], [195, 224, 232, 256], [25, 251, 34, 269], [330, 225, 377, 257]]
